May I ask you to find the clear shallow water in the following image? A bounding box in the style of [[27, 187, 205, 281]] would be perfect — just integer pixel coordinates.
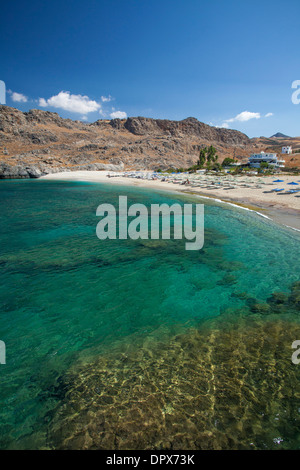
[[0, 179, 299, 449]]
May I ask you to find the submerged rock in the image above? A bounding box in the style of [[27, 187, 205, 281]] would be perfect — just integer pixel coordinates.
[[250, 303, 271, 314], [217, 274, 237, 286], [268, 292, 288, 305], [289, 282, 300, 308], [46, 311, 300, 450]]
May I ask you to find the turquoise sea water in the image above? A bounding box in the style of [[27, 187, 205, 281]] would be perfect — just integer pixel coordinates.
[[0, 179, 299, 449]]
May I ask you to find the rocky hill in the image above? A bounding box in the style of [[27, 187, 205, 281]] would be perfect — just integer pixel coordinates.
[[0, 105, 296, 178], [271, 132, 291, 138]]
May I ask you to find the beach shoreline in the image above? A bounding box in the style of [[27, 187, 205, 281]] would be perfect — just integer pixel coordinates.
[[40, 170, 300, 231]]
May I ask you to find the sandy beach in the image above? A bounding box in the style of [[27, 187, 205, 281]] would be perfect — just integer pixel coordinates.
[[41, 171, 300, 231]]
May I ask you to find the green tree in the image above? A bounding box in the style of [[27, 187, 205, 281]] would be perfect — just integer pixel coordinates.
[[197, 147, 207, 168], [206, 145, 218, 163], [222, 157, 235, 167], [212, 162, 222, 172]]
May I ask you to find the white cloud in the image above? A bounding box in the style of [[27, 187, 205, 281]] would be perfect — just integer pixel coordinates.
[[217, 122, 229, 128], [265, 112, 273, 118], [10, 91, 28, 103], [39, 98, 47, 107], [219, 110, 265, 129], [110, 110, 127, 119], [81, 115, 88, 121], [101, 95, 113, 102], [38, 91, 101, 115], [226, 111, 261, 123]]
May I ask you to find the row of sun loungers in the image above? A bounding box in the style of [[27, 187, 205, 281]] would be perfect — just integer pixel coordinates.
[[106, 172, 300, 197]]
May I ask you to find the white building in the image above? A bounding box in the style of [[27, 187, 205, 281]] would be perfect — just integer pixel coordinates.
[[282, 146, 292, 154], [248, 152, 285, 168]]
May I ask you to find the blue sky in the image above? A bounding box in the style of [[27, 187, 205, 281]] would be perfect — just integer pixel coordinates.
[[1, 0, 300, 137]]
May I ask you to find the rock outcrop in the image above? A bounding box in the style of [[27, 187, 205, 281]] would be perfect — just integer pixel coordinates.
[[0, 161, 124, 179], [121, 116, 251, 147]]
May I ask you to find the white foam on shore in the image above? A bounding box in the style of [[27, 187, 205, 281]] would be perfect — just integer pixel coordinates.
[[283, 225, 300, 233], [189, 194, 271, 220]]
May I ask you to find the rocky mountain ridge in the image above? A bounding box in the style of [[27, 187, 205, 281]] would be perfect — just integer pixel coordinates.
[[0, 105, 297, 178]]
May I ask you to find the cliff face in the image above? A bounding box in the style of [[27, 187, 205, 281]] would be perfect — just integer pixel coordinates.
[[0, 106, 261, 178], [119, 116, 251, 146]]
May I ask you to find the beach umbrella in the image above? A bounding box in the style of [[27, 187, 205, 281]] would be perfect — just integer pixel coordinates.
[[273, 179, 284, 182], [287, 182, 299, 185]]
